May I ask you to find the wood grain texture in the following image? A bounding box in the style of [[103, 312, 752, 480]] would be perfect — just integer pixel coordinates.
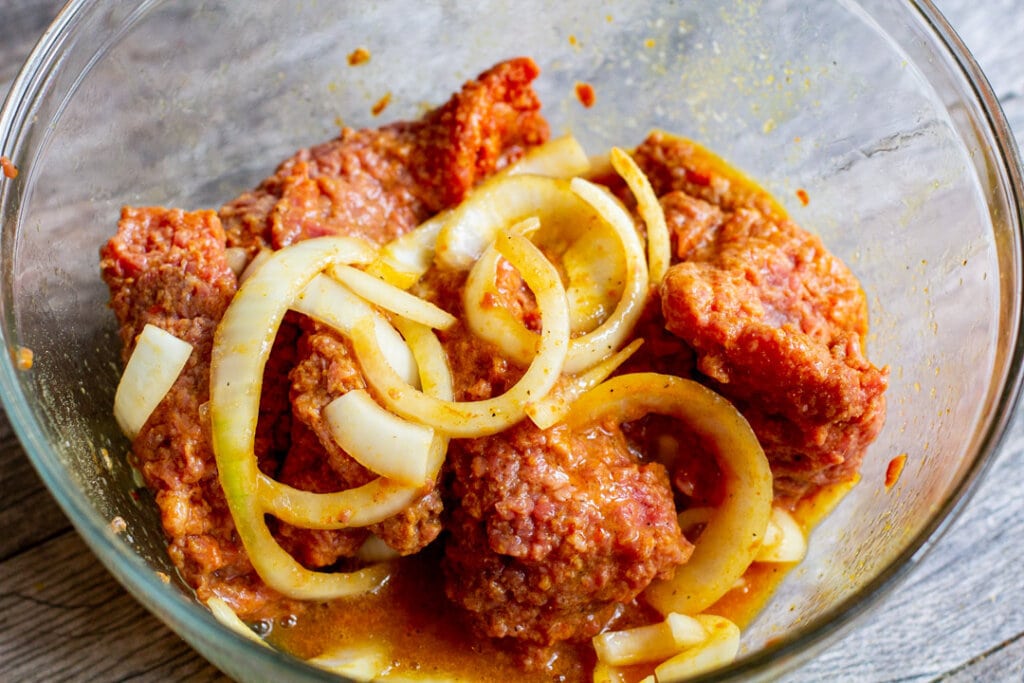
[[2, 1, 1023, 682]]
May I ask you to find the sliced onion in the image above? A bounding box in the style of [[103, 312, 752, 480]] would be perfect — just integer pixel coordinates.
[[564, 373, 772, 616], [210, 236, 393, 600], [352, 231, 569, 438], [525, 338, 644, 430], [506, 134, 590, 178], [255, 434, 443, 530], [458, 175, 648, 375], [653, 615, 741, 682], [593, 612, 706, 667], [292, 273, 419, 388], [328, 264, 456, 330], [365, 135, 590, 288], [324, 389, 435, 487], [610, 147, 671, 284], [205, 597, 270, 648], [114, 324, 193, 439], [755, 506, 807, 563]]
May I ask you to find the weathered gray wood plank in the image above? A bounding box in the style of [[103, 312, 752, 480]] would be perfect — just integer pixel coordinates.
[[0, 531, 224, 682]]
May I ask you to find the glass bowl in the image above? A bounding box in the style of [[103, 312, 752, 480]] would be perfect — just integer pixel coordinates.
[[1, 1, 1021, 681]]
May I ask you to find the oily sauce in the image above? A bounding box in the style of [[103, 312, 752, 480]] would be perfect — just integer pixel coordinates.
[[267, 481, 855, 682]]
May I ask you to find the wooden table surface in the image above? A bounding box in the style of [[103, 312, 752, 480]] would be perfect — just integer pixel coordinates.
[[3, 1, 1024, 681]]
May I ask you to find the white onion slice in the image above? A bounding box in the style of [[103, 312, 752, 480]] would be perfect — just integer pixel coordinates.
[[755, 506, 807, 563], [653, 615, 741, 682], [114, 324, 193, 439], [324, 389, 435, 487], [525, 338, 643, 430], [239, 247, 272, 284], [210, 236, 392, 600], [593, 612, 706, 667], [352, 231, 569, 438], [610, 147, 671, 284], [329, 264, 456, 331], [309, 642, 391, 681], [365, 135, 590, 288], [564, 373, 772, 616], [458, 175, 648, 375], [292, 273, 419, 388]]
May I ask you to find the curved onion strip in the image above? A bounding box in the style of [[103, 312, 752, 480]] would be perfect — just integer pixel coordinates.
[[353, 231, 569, 438], [292, 273, 419, 387], [435, 175, 592, 271], [653, 615, 741, 681], [525, 338, 644, 430], [610, 147, 671, 284], [561, 178, 649, 373], [114, 324, 193, 439], [210, 236, 393, 600], [205, 597, 270, 648], [459, 177, 647, 375], [564, 373, 772, 616], [239, 247, 272, 284], [366, 136, 589, 288], [328, 264, 456, 330], [324, 389, 435, 487], [462, 242, 537, 363], [255, 314, 454, 532], [390, 316, 455, 403], [223, 247, 250, 279]]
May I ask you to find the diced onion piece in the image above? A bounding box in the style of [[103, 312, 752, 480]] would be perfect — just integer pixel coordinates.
[[610, 147, 671, 284], [565, 374, 772, 616], [309, 642, 391, 681], [353, 231, 569, 438], [114, 324, 193, 439], [210, 236, 391, 600], [292, 273, 419, 388], [755, 506, 807, 563], [653, 615, 741, 682], [206, 597, 270, 648], [435, 174, 592, 271], [223, 247, 250, 279], [325, 389, 435, 487], [593, 612, 705, 667], [526, 338, 644, 430], [329, 264, 456, 330]]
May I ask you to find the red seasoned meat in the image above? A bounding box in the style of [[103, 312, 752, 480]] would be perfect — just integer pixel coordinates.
[[99, 207, 277, 614], [219, 57, 548, 254], [443, 420, 692, 649], [631, 133, 889, 501]]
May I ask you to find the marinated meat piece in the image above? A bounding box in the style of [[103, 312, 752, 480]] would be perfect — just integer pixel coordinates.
[[444, 420, 691, 649], [220, 57, 548, 253], [653, 189, 887, 501], [287, 318, 444, 556], [100, 207, 279, 614]]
